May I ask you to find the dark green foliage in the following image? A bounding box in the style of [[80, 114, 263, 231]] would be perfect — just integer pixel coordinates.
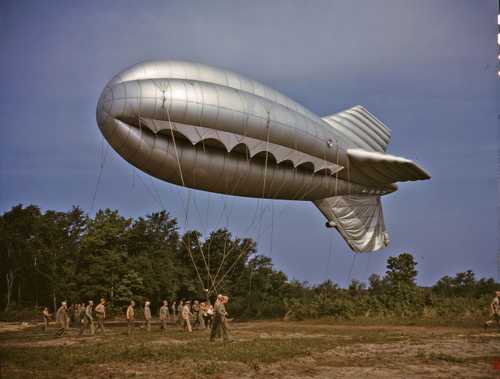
[[283, 253, 498, 321], [0, 204, 498, 321]]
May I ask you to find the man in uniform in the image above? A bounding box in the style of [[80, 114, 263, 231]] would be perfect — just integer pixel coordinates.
[[182, 300, 193, 332], [79, 300, 95, 336], [76, 303, 85, 329], [210, 295, 223, 341], [144, 300, 152, 332], [55, 301, 68, 337], [171, 300, 177, 323], [192, 300, 200, 329], [220, 296, 232, 342], [485, 290, 500, 329], [159, 300, 169, 334], [42, 307, 51, 331], [126, 300, 135, 336], [176, 300, 184, 326], [95, 298, 106, 335]]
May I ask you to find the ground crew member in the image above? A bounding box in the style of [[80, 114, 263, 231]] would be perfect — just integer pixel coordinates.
[[79, 300, 95, 336], [159, 300, 169, 334], [76, 303, 85, 328], [177, 300, 184, 325], [182, 300, 193, 332], [192, 300, 200, 329], [220, 296, 232, 342], [485, 290, 500, 329], [126, 300, 135, 336], [55, 301, 68, 337], [206, 303, 214, 328], [200, 302, 208, 329], [210, 295, 223, 341], [42, 307, 51, 331], [95, 298, 106, 335], [144, 301, 152, 332], [171, 300, 177, 323]]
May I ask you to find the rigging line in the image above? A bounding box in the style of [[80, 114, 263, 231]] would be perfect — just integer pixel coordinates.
[[139, 79, 204, 294], [89, 142, 110, 213], [185, 233, 209, 293], [148, 177, 168, 211], [346, 253, 357, 286], [162, 82, 208, 293], [364, 254, 372, 278], [189, 146, 218, 292], [335, 144, 340, 196], [137, 173, 166, 210], [184, 189, 192, 228], [209, 234, 231, 291], [324, 233, 335, 278], [164, 95, 185, 188], [261, 110, 272, 198], [209, 143, 252, 290], [215, 194, 269, 294], [244, 199, 262, 234], [194, 236, 217, 292], [209, 239, 253, 294], [215, 205, 270, 293], [210, 209, 257, 293], [203, 197, 230, 287], [269, 201, 275, 257], [208, 201, 242, 290]]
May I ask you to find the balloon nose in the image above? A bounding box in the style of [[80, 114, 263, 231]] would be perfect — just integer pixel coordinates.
[[96, 86, 114, 127]]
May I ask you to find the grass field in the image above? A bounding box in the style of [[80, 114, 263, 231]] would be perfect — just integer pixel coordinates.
[[1, 319, 499, 378]]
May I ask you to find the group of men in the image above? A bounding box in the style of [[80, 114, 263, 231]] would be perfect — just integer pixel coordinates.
[[44, 298, 107, 337], [45, 294, 233, 342]]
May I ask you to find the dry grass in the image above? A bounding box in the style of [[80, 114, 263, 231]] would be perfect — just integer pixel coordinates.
[[1, 320, 499, 378]]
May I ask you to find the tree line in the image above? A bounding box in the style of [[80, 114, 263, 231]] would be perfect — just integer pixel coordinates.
[[0, 204, 498, 321]]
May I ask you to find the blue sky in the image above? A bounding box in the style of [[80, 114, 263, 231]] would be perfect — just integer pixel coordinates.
[[0, 0, 498, 286]]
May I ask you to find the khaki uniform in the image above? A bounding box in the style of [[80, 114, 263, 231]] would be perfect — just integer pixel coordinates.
[[159, 304, 169, 334], [95, 303, 106, 335], [144, 304, 152, 332], [77, 305, 85, 327], [126, 305, 135, 335], [171, 302, 177, 323], [55, 305, 68, 337], [486, 296, 500, 326], [42, 309, 50, 331], [210, 301, 230, 341], [181, 304, 192, 332], [176, 303, 183, 325], [79, 303, 95, 336]]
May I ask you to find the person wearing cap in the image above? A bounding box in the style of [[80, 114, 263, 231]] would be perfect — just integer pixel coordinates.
[[177, 300, 184, 325], [200, 302, 208, 329], [220, 296, 232, 342], [171, 300, 177, 323], [485, 290, 500, 329], [192, 300, 201, 329], [210, 295, 224, 341], [144, 301, 152, 332], [206, 303, 214, 329], [95, 298, 106, 335], [181, 300, 193, 332], [77, 303, 85, 328], [159, 300, 169, 334], [126, 300, 135, 335], [42, 307, 51, 332], [55, 301, 68, 337], [79, 300, 95, 336]]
